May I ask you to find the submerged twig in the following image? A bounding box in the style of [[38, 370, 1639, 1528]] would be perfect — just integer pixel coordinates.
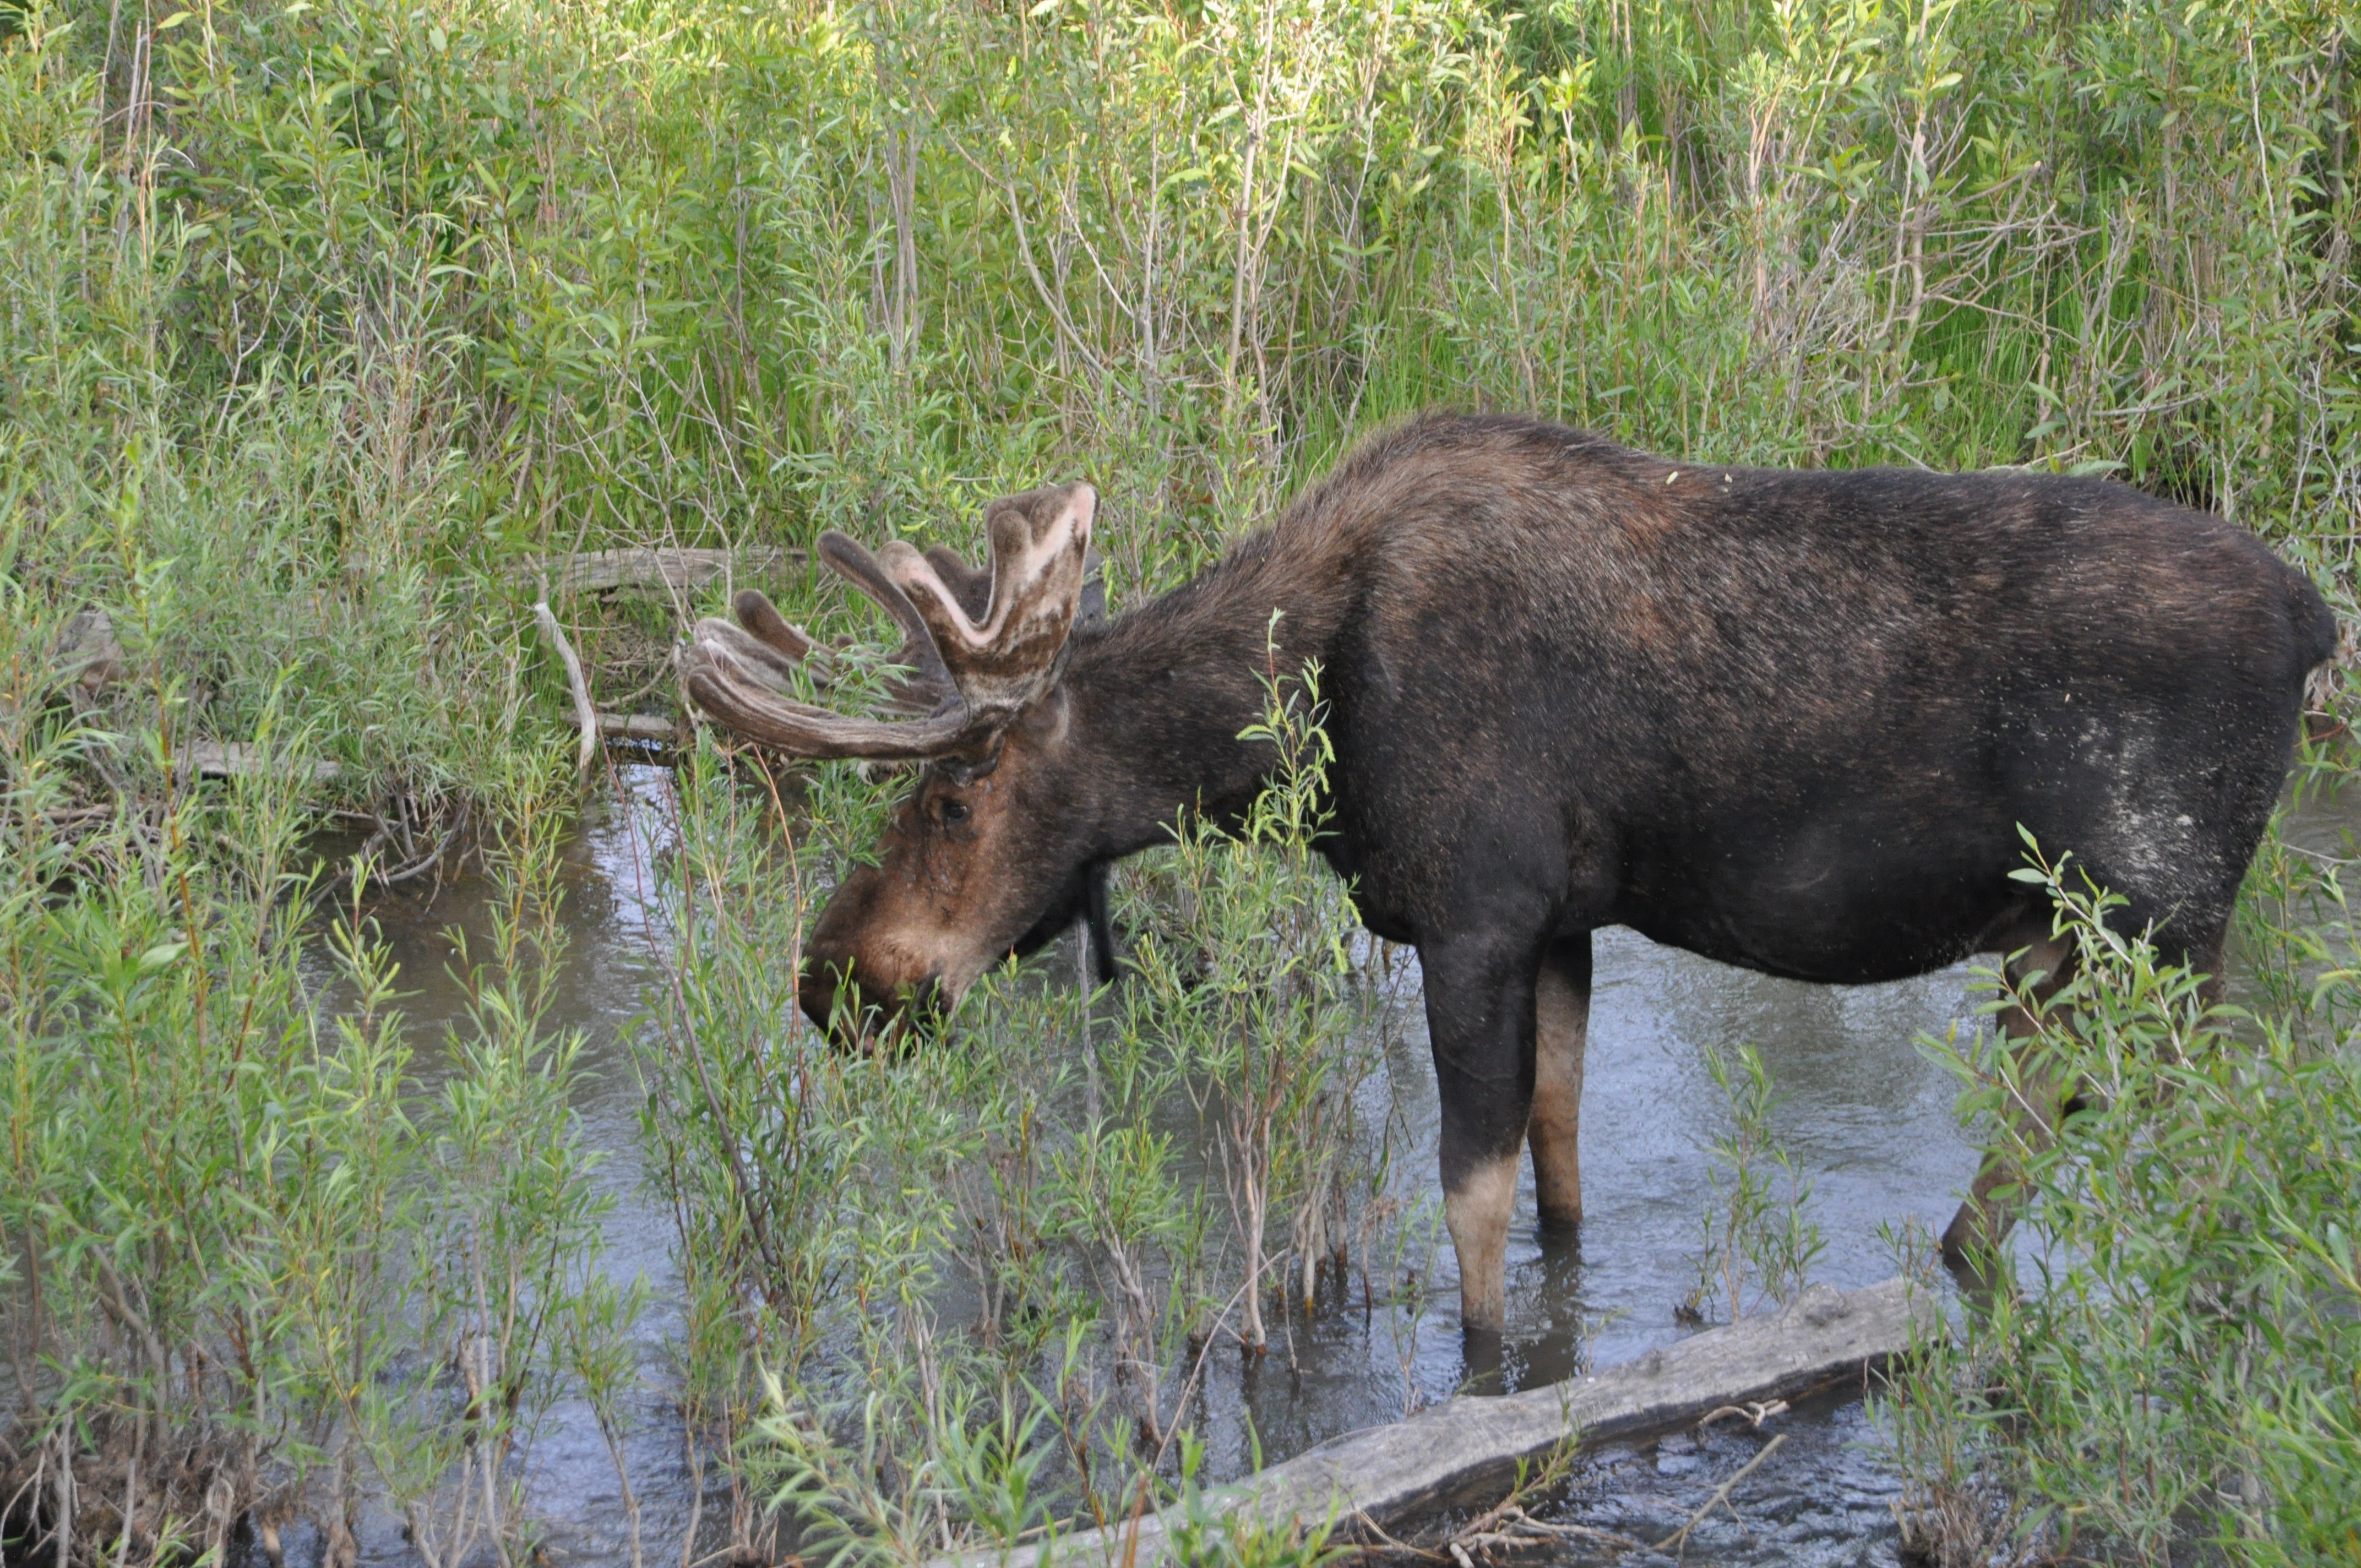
[[1374, 1426, 1789, 1565], [1696, 1399, 1787, 1431], [376, 800, 470, 888], [1652, 1431, 1786, 1556], [1364, 1504, 1649, 1563]]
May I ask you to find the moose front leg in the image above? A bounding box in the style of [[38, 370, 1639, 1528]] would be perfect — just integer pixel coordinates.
[[1421, 933, 1541, 1335], [1529, 934, 1591, 1232]]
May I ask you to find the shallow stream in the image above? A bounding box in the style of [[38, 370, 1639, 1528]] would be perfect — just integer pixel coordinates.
[[303, 764, 2360, 1568]]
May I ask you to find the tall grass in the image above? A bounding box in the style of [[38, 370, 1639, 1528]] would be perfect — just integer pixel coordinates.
[[3, 0, 2358, 1559], [8, 0, 2355, 679]]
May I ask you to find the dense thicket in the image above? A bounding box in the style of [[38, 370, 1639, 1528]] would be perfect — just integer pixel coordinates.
[[2, 0, 2354, 774]]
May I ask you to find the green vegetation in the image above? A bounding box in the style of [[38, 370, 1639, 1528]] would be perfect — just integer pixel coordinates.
[[1881, 813, 2361, 1565], [3, 0, 2358, 1561], [1683, 1042, 1829, 1325], [648, 629, 1395, 1565]]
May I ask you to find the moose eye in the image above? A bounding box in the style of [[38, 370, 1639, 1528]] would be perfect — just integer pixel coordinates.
[[938, 799, 971, 826]]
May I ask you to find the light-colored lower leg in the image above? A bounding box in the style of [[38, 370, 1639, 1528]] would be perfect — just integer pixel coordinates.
[[1943, 935, 2073, 1267], [1446, 1153, 1521, 1332], [1529, 957, 1588, 1229]]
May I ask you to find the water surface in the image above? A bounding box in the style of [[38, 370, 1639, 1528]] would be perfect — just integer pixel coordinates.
[[307, 765, 2360, 1567]]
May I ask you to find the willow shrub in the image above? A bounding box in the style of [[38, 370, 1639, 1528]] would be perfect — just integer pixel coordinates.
[[639, 642, 1388, 1564], [1883, 814, 2361, 1565], [0, 656, 615, 1562]]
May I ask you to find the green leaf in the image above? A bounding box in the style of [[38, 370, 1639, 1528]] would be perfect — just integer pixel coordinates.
[[138, 939, 189, 973]]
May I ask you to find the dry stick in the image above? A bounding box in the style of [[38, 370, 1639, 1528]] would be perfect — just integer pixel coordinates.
[[1221, 2, 1275, 418], [112, 1402, 142, 1568], [1, 1465, 43, 1549], [1696, 1399, 1787, 1431], [1472, 1512, 1651, 1556], [52, 1427, 72, 1568], [1365, 1505, 1651, 1564], [1653, 1431, 1787, 1558], [533, 601, 599, 777]]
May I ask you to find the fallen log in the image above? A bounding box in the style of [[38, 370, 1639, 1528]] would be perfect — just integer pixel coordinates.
[[926, 1277, 1937, 1568], [176, 741, 343, 785], [568, 711, 679, 744], [520, 546, 797, 597]]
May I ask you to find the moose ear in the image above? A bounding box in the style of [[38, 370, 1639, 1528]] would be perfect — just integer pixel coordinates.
[[1077, 549, 1107, 630]]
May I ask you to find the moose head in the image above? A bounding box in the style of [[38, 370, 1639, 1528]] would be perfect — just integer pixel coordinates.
[[676, 484, 1117, 1044]]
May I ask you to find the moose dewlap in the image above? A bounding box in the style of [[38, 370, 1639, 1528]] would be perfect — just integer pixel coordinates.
[[679, 412, 2335, 1332]]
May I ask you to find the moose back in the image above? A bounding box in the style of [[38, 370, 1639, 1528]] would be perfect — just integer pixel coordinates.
[[681, 413, 2335, 1332]]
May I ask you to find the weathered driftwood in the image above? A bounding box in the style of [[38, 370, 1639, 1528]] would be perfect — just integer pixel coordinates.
[[927, 1277, 1936, 1568], [568, 711, 679, 744], [521, 546, 797, 597], [176, 741, 343, 785], [534, 601, 601, 776]]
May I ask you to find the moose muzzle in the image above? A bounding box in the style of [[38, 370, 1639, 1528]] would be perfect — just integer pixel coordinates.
[[797, 955, 946, 1050]]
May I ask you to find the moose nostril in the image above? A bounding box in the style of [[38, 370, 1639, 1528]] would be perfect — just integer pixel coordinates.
[[798, 962, 853, 1039], [797, 982, 832, 1037]]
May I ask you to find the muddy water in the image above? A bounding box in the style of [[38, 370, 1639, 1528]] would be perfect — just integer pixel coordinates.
[[317, 765, 2361, 1568]]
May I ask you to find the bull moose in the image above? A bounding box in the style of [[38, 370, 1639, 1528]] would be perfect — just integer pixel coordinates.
[[679, 413, 2335, 1333]]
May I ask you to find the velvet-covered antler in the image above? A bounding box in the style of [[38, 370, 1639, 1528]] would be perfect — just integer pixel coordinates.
[[678, 482, 1096, 761]]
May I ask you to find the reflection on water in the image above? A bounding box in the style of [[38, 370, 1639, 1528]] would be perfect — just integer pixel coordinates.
[[297, 767, 702, 1568], [313, 765, 2361, 1568], [1187, 928, 1982, 1479]]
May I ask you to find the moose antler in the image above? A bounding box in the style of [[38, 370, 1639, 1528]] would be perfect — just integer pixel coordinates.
[[678, 482, 1096, 760]]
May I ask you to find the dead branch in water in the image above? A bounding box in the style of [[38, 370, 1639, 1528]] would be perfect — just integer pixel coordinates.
[[319, 792, 475, 901], [1649, 1431, 1786, 1557], [534, 601, 600, 777], [568, 711, 679, 744], [175, 741, 344, 785], [919, 1280, 1932, 1568]]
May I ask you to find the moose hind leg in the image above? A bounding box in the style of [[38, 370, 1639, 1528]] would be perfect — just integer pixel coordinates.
[[1941, 930, 2077, 1271], [1529, 934, 1591, 1232]]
